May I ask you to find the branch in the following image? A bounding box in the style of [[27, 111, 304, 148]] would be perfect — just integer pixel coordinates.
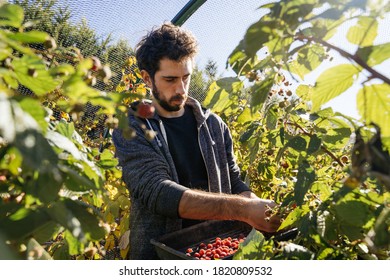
[[297, 34, 390, 85], [286, 121, 345, 167]]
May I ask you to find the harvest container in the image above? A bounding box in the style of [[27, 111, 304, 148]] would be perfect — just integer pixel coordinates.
[[150, 220, 297, 260]]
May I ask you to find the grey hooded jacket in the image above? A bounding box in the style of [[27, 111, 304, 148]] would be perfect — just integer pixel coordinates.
[[112, 97, 250, 259]]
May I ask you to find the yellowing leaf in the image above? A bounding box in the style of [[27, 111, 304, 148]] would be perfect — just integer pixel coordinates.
[[311, 64, 360, 112], [347, 16, 378, 47], [357, 83, 390, 137]]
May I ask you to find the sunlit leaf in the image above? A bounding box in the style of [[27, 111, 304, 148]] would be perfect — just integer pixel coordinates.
[[97, 149, 118, 169], [0, 4, 24, 28], [279, 206, 310, 230], [356, 43, 390, 67], [12, 56, 60, 96], [233, 228, 273, 260], [281, 243, 314, 260], [357, 83, 390, 137], [244, 20, 277, 57], [347, 16, 378, 47], [26, 238, 52, 260], [251, 78, 273, 112], [18, 97, 48, 132], [312, 64, 360, 112], [7, 31, 49, 43], [65, 230, 84, 256]]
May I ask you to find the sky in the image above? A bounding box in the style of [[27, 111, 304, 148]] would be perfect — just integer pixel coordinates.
[[59, 0, 390, 120]]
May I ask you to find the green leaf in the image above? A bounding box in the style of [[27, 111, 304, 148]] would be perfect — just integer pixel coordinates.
[[203, 81, 232, 112], [18, 97, 48, 132], [0, 44, 11, 59], [251, 78, 273, 112], [244, 20, 277, 57], [281, 243, 314, 260], [239, 123, 259, 143], [237, 107, 254, 124], [97, 149, 118, 169], [32, 221, 59, 244], [307, 134, 322, 154], [257, 162, 276, 180], [357, 83, 390, 138], [0, 4, 24, 28], [227, 40, 254, 75], [312, 64, 360, 112], [12, 55, 60, 96], [233, 228, 273, 260], [0, 146, 22, 175], [50, 64, 76, 77], [26, 238, 52, 260], [296, 44, 326, 72], [294, 161, 315, 205], [7, 31, 49, 43], [34, 169, 63, 203], [334, 200, 371, 227], [356, 43, 390, 67], [15, 129, 58, 171], [265, 36, 294, 61], [295, 84, 313, 102], [0, 208, 52, 241], [55, 120, 75, 139], [216, 77, 243, 93], [46, 130, 83, 160], [370, 207, 390, 248], [279, 206, 310, 230], [64, 230, 84, 256], [347, 16, 378, 47], [48, 199, 106, 242], [287, 136, 307, 151], [266, 106, 278, 130], [60, 164, 97, 191]]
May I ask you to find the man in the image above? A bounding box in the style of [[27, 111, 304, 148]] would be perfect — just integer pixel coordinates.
[[112, 23, 280, 259]]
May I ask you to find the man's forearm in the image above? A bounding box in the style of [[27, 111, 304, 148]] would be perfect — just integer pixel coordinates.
[[178, 189, 250, 221], [178, 189, 281, 233]]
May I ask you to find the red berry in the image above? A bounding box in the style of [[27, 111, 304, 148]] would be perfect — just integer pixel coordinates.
[[186, 248, 193, 254], [91, 56, 102, 71], [137, 102, 155, 119]]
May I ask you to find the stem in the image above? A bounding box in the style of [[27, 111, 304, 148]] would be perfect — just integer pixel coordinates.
[[297, 35, 390, 85]]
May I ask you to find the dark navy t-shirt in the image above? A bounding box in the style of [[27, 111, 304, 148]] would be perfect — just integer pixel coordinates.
[[159, 105, 208, 191]]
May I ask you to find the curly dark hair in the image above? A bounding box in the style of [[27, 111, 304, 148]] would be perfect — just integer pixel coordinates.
[[135, 22, 199, 79]]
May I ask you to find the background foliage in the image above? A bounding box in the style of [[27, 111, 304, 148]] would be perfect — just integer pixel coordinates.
[[202, 0, 390, 260], [1, 0, 389, 260]]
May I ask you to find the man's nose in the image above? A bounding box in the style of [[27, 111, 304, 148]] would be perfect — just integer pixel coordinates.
[[176, 79, 187, 95]]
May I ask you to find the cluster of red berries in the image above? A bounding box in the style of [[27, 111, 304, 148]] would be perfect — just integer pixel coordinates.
[[185, 234, 246, 260]]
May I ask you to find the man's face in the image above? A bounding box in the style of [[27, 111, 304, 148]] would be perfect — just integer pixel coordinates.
[[142, 57, 193, 117]]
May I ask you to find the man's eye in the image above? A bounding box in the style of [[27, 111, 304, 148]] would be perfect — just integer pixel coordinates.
[[165, 79, 174, 82]]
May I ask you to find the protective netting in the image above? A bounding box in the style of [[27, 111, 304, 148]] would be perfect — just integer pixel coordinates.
[[9, 0, 390, 141], [9, 0, 268, 144]]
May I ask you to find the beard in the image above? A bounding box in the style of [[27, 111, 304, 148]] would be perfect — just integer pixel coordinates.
[[151, 80, 186, 112]]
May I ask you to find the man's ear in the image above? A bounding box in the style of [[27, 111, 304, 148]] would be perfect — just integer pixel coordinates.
[[141, 70, 152, 88]]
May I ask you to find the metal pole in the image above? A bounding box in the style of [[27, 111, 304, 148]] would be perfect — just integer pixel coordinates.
[[171, 0, 207, 26]]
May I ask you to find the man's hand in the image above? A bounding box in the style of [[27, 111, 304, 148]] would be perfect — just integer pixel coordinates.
[[244, 198, 281, 233]]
